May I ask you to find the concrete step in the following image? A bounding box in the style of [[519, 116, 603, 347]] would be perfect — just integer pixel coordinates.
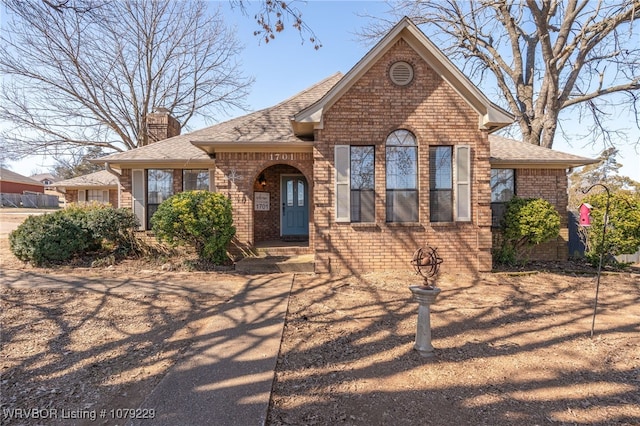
[[235, 254, 315, 274], [255, 246, 313, 256]]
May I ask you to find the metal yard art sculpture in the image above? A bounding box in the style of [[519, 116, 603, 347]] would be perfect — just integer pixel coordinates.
[[410, 246, 443, 289], [408, 245, 443, 357]]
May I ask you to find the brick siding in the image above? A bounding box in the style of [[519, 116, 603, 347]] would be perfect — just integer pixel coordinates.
[[513, 168, 569, 261], [211, 152, 314, 257], [147, 111, 181, 143], [64, 188, 118, 208], [313, 39, 492, 274], [109, 39, 573, 273]]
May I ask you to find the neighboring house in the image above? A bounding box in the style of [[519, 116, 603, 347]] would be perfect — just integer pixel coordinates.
[[95, 18, 595, 274], [31, 173, 66, 205], [54, 170, 119, 207], [0, 167, 45, 194], [30, 173, 58, 189], [0, 167, 57, 208]]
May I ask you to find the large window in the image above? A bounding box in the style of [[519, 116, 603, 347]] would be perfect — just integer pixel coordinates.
[[491, 169, 515, 202], [335, 145, 375, 222], [147, 169, 173, 228], [351, 146, 375, 222], [490, 169, 515, 227], [183, 169, 209, 191], [87, 189, 109, 203], [429, 146, 453, 222], [429, 145, 471, 223], [78, 189, 109, 204], [386, 130, 418, 222]]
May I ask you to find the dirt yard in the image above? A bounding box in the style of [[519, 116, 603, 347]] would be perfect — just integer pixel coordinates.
[[1, 209, 639, 425], [267, 270, 640, 425]]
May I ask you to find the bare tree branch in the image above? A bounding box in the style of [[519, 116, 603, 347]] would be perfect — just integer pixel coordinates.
[[359, 0, 640, 150], [230, 0, 322, 49], [0, 0, 254, 159]]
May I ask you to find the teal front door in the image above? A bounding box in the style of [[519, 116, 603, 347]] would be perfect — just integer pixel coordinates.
[[281, 175, 309, 237]]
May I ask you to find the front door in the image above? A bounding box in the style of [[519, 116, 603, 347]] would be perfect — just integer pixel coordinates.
[[281, 175, 309, 237]]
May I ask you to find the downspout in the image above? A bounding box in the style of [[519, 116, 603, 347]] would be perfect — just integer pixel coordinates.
[[104, 162, 122, 208], [104, 162, 121, 178], [53, 186, 66, 208]]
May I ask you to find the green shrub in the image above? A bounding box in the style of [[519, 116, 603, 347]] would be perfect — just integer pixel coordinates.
[[9, 211, 90, 266], [150, 191, 235, 264], [581, 191, 640, 266], [495, 197, 561, 265], [492, 242, 518, 266], [9, 203, 139, 266], [79, 203, 138, 249]]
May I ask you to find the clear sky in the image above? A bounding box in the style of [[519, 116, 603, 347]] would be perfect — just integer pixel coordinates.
[[4, 0, 639, 181]]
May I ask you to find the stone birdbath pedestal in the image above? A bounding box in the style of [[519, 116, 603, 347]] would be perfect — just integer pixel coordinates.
[[409, 247, 443, 357]]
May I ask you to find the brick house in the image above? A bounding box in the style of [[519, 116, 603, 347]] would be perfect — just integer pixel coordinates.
[[54, 170, 119, 207], [96, 18, 594, 274], [0, 167, 44, 194]]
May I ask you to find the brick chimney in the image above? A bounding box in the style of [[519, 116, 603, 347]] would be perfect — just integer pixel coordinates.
[[146, 107, 181, 143]]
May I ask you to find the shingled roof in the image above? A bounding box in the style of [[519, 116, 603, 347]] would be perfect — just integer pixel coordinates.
[[99, 73, 343, 166], [191, 73, 342, 154], [0, 167, 45, 186], [54, 170, 118, 188], [489, 135, 597, 168], [96, 71, 593, 170]]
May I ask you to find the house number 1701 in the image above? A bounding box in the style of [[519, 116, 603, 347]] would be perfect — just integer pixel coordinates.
[[270, 153, 293, 161]]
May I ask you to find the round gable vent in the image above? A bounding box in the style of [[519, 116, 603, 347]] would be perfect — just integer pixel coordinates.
[[389, 61, 414, 86]]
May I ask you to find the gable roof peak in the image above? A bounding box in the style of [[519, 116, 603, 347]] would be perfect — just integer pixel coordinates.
[[293, 16, 513, 134]]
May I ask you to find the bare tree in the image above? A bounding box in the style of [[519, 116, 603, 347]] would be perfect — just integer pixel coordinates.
[[53, 146, 105, 179], [40, 0, 98, 14], [360, 1, 640, 149], [0, 0, 253, 160], [230, 0, 322, 49]]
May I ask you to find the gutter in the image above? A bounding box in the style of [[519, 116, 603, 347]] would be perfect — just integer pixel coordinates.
[[104, 162, 121, 178], [104, 162, 122, 209]]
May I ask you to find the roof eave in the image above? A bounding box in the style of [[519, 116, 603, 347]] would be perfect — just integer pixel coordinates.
[[94, 159, 215, 170], [490, 159, 599, 169], [55, 184, 118, 189], [290, 119, 318, 137], [481, 107, 515, 132], [191, 140, 314, 155]]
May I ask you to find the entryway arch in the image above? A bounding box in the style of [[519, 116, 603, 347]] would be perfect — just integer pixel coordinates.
[[252, 164, 310, 244]]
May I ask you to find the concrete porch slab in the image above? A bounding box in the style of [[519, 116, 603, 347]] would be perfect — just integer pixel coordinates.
[[235, 254, 315, 274]]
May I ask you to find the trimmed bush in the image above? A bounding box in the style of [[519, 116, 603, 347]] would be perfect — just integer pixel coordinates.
[[9, 211, 90, 266], [9, 203, 139, 266], [66, 202, 138, 250], [494, 197, 561, 265], [150, 191, 235, 264]]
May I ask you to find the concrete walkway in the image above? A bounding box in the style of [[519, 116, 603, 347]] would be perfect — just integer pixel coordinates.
[[1, 269, 293, 426], [130, 274, 292, 426]]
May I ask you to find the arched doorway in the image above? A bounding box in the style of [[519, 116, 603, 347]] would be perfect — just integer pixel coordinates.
[[253, 164, 309, 244]]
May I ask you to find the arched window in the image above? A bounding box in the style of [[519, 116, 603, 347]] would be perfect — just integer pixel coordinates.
[[386, 130, 418, 222]]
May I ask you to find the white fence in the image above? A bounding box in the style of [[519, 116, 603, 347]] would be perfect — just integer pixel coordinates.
[[1, 193, 59, 208]]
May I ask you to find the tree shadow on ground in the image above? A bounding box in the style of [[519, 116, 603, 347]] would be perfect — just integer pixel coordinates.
[[0, 270, 291, 425], [268, 269, 640, 425]]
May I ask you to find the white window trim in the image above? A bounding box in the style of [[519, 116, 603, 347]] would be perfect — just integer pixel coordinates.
[[335, 145, 350, 222], [455, 145, 471, 222], [132, 169, 145, 230]]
